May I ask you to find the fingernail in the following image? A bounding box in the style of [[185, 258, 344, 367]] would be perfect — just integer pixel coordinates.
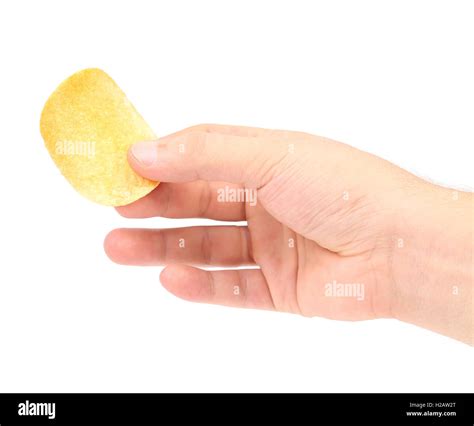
[[130, 141, 157, 167]]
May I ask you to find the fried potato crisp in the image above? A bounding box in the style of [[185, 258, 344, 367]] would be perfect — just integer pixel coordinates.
[[40, 68, 159, 206]]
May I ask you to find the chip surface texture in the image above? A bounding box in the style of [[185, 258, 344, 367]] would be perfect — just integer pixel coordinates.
[[40, 68, 159, 206]]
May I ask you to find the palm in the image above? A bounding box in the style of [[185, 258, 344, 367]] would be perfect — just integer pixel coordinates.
[[246, 199, 384, 321]]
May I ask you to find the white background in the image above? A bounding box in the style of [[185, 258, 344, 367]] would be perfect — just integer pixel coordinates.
[[0, 0, 472, 392]]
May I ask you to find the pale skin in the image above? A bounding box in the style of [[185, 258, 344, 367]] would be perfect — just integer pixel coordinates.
[[104, 124, 473, 345]]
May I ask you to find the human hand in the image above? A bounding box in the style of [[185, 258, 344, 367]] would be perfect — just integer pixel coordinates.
[[104, 124, 473, 344]]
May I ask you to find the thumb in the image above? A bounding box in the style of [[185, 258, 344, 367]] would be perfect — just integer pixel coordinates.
[[128, 127, 294, 187]]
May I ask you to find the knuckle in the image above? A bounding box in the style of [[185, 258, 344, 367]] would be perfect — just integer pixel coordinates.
[[186, 123, 210, 133], [183, 130, 208, 156]]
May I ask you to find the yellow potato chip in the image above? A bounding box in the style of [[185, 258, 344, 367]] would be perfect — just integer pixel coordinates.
[[40, 68, 159, 206]]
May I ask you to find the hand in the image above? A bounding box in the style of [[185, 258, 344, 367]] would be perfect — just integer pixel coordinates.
[[104, 124, 473, 345]]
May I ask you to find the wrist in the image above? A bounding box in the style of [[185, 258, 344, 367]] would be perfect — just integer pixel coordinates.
[[390, 182, 473, 344]]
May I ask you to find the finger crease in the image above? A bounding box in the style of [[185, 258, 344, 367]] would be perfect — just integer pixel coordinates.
[[201, 227, 212, 265], [237, 270, 248, 307], [198, 181, 213, 217], [207, 271, 216, 298]]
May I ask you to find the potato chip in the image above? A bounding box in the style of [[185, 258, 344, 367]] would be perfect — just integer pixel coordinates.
[[40, 68, 159, 206]]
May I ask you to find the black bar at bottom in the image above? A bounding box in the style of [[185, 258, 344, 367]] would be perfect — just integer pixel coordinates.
[[0, 393, 472, 425]]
